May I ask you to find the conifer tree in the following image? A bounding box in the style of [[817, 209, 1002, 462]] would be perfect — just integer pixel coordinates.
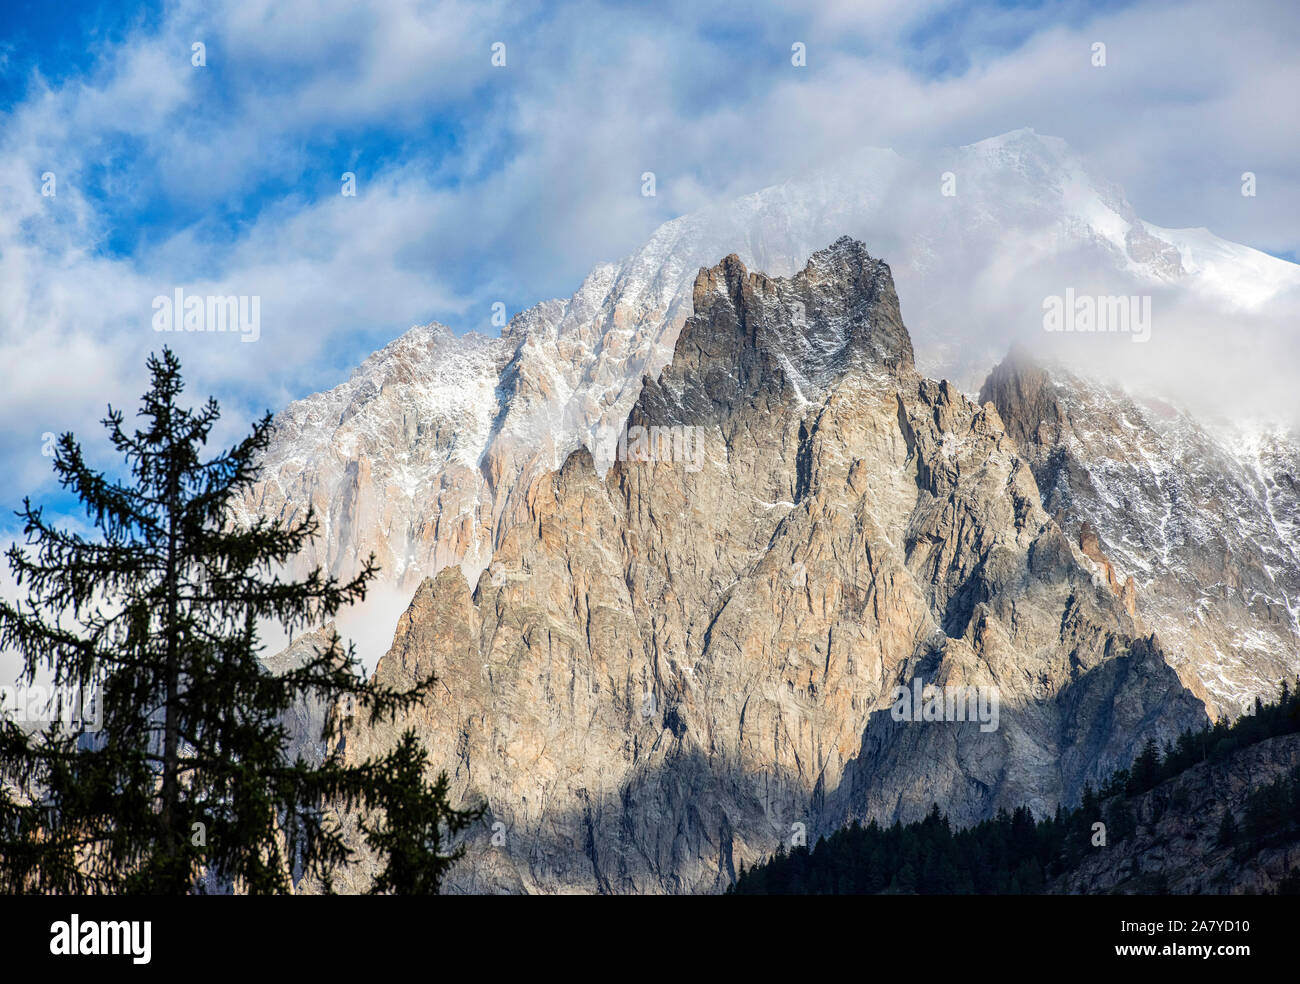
[[0, 349, 482, 894], [1127, 737, 1162, 796]]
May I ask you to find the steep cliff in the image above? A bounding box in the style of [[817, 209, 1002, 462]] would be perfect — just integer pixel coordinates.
[[335, 240, 1206, 894], [241, 132, 1299, 712], [981, 352, 1300, 719]]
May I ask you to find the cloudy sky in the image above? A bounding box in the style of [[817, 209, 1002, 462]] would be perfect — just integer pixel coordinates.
[[1, 0, 1297, 528]]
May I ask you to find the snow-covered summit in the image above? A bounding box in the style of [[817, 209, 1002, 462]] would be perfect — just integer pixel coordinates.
[[241, 129, 1299, 698]]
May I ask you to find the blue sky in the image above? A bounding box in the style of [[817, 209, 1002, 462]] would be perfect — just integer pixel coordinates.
[[0, 0, 1297, 532]]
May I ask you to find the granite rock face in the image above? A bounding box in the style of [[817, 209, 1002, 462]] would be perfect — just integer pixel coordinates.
[[237, 129, 1300, 596], [238, 133, 1299, 715], [337, 240, 1206, 894], [233, 326, 513, 593], [981, 351, 1300, 719]]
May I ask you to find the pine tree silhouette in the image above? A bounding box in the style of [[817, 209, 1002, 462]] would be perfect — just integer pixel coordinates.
[[0, 349, 482, 894]]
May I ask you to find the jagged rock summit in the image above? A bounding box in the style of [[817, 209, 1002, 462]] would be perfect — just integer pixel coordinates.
[[334, 241, 1206, 894], [239, 129, 1300, 606], [981, 349, 1300, 718]]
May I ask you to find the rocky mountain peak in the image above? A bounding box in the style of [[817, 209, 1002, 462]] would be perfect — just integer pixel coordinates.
[[653, 238, 913, 423], [332, 240, 1205, 894], [241, 131, 1299, 610], [977, 346, 1065, 450], [978, 348, 1300, 718]]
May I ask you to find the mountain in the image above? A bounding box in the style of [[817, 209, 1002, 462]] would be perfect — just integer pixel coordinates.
[[329, 240, 1206, 894], [981, 353, 1300, 719], [238, 130, 1300, 713], [233, 325, 511, 591]]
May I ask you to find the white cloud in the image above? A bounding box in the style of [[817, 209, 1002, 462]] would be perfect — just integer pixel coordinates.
[[0, 0, 1296, 515]]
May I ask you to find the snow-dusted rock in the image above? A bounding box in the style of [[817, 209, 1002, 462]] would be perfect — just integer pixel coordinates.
[[332, 242, 1205, 894], [981, 351, 1300, 718]]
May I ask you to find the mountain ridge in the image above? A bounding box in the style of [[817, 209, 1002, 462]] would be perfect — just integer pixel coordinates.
[[241, 129, 1299, 726], [327, 240, 1207, 893]]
